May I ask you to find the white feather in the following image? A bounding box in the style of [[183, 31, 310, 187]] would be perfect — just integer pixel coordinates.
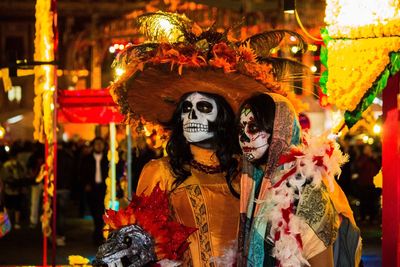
[[257, 132, 346, 266], [156, 259, 182, 267]]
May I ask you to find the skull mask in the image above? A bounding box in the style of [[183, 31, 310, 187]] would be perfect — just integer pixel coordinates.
[[238, 108, 271, 162], [181, 92, 218, 143], [92, 225, 157, 267]]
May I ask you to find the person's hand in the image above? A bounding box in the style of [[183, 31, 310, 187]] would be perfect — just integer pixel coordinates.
[[85, 185, 92, 192]]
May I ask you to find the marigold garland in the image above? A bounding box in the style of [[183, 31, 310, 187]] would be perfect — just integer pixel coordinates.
[[104, 140, 119, 210], [40, 151, 55, 237], [326, 37, 400, 112], [325, 0, 400, 39], [324, 0, 400, 128], [34, 0, 56, 239], [34, 0, 55, 143]]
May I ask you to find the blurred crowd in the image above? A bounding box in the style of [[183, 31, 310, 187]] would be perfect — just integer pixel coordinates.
[[0, 134, 163, 245], [337, 135, 382, 225], [0, 133, 382, 245]]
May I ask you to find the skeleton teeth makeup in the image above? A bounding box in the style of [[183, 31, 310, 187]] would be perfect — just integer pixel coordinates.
[[238, 108, 271, 161], [181, 92, 217, 143]]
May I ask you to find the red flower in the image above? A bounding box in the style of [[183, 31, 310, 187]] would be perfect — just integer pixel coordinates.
[[103, 183, 197, 261]]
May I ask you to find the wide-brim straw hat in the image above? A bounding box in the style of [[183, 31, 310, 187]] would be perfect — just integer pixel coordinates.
[[109, 12, 308, 123], [122, 66, 267, 123]]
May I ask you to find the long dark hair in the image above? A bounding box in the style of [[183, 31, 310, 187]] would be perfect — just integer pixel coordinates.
[[237, 93, 276, 166], [165, 91, 240, 198]]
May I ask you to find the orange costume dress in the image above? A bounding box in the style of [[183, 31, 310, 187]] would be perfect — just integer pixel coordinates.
[[137, 145, 240, 267]]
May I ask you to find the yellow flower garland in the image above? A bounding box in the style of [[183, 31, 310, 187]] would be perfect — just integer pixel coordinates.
[[326, 37, 400, 111], [34, 0, 55, 143], [325, 0, 400, 114], [325, 0, 400, 39], [34, 0, 56, 238]]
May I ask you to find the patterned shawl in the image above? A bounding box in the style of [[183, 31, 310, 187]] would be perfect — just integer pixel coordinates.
[[238, 93, 301, 267]]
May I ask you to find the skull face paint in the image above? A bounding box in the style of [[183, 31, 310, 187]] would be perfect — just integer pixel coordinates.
[[238, 108, 271, 162], [181, 92, 218, 143]]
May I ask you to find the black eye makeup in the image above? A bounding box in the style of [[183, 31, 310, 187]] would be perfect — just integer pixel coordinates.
[[182, 101, 193, 113], [196, 101, 213, 113], [247, 122, 261, 134]]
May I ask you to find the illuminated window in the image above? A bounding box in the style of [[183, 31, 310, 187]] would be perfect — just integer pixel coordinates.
[[7, 86, 22, 103]]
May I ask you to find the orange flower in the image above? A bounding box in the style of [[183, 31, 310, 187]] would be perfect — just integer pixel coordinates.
[[242, 62, 279, 89], [210, 57, 236, 73], [238, 41, 257, 63], [191, 22, 203, 37], [212, 42, 236, 64]]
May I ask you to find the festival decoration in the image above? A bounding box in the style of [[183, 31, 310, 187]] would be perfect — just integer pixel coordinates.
[[33, 2, 57, 256], [33, 1, 58, 265], [68, 255, 91, 267], [324, 0, 400, 128], [110, 11, 310, 122], [33, 0, 56, 143], [325, 0, 400, 39], [345, 106, 381, 136], [93, 184, 197, 266], [0, 210, 11, 238], [104, 137, 119, 213]]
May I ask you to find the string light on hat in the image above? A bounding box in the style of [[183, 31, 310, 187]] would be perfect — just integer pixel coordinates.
[[115, 67, 125, 78], [109, 43, 132, 54]]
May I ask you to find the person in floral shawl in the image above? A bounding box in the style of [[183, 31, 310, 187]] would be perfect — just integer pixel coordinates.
[[237, 93, 362, 267]]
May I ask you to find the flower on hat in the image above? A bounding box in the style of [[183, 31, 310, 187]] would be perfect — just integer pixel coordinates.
[[110, 11, 310, 121]]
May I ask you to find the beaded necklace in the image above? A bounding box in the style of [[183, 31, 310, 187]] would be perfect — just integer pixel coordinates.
[[190, 159, 222, 174]]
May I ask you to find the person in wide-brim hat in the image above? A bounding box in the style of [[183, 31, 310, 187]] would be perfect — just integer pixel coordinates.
[[107, 11, 308, 266]]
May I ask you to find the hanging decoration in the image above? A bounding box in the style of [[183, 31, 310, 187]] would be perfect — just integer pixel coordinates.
[[324, 0, 400, 129]]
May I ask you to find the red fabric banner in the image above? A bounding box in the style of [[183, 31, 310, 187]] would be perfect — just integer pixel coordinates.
[[57, 89, 124, 123]]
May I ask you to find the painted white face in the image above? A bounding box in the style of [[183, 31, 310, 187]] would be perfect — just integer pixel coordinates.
[[181, 92, 218, 143], [238, 108, 271, 162]]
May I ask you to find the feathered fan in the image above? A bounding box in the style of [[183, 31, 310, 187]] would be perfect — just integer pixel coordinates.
[[243, 29, 308, 58]]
